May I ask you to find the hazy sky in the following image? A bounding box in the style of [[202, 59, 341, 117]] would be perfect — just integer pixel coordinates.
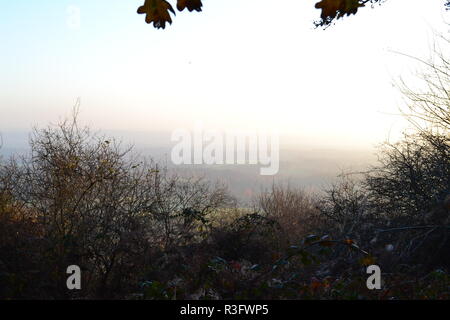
[[0, 0, 449, 148]]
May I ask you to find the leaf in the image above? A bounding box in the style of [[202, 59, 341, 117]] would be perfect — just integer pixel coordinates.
[[177, 0, 203, 12], [360, 255, 376, 266], [250, 264, 261, 271], [315, 0, 364, 25], [319, 240, 335, 247], [137, 0, 176, 29], [319, 235, 335, 247], [212, 256, 227, 264], [303, 234, 319, 244], [229, 261, 242, 271], [343, 239, 354, 245], [310, 277, 323, 290], [274, 259, 288, 266], [342, 0, 365, 16]]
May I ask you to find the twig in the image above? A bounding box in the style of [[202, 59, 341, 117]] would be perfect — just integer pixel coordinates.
[[376, 225, 449, 233]]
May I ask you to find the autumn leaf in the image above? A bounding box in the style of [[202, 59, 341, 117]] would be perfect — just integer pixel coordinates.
[[315, 0, 365, 25], [136, 0, 386, 29], [177, 0, 203, 12], [360, 255, 376, 266], [318, 235, 335, 247], [315, 0, 341, 20], [343, 239, 354, 245], [229, 261, 242, 271], [310, 277, 323, 290], [319, 240, 335, 247], [137, 0, 176, 29]]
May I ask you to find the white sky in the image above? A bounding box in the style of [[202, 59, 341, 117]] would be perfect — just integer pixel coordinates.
[[0, 0, 449, 148]]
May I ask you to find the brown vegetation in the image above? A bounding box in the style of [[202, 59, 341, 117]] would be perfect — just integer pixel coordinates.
[[0, 36, 449, 300]]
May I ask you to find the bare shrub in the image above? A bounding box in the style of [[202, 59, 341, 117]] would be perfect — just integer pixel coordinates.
[[318, 175, 373, 240], [397, 36, 450, 133], [362, 36, 450, 269], [256, 184, 322, 243], [365, 132, 449, 223], [0, 110, 234, 298]]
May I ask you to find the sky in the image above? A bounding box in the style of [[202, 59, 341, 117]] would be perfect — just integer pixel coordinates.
[[0, 0, 449, 149]]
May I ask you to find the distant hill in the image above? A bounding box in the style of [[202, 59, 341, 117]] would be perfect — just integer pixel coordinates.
[[0, 130, 376, 203]]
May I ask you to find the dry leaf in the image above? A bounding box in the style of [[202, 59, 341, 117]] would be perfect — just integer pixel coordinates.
[[177, 0, 203, 12], [137, 0, 176, 29], [315, 0, 364, 24], [360, 255, 376, 266]]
